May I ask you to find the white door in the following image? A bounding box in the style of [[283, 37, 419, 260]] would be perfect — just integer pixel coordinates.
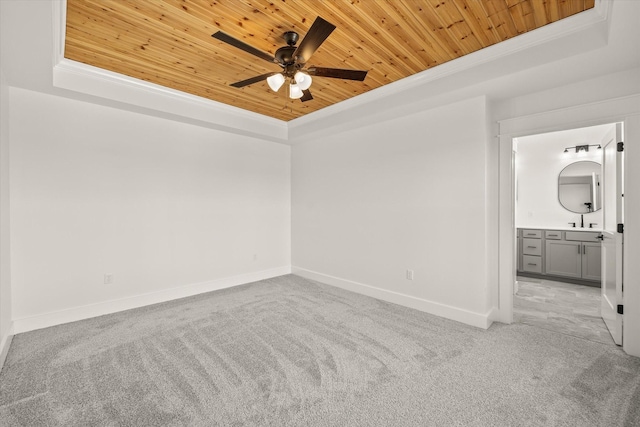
[[600, 123, 624, 345]]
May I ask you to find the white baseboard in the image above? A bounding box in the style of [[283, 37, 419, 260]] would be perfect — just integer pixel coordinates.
[[486, 307, 501, 324], [293, 267, 494, 329], [0, 325, 14, 371], [12, 266, 291, 334]]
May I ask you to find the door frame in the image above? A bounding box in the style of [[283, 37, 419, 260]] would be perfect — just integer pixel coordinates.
[[496, 94, 640, 356]]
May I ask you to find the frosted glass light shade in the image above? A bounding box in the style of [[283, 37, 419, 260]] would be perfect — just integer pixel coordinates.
[[266, 73, 285, 92], [294, 71, 312, 90], [289, 83, 303, 99]]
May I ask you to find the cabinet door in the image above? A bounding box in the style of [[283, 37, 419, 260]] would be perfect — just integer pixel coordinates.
[[545, 241, 581, 278], [582, 242, 602, 281]]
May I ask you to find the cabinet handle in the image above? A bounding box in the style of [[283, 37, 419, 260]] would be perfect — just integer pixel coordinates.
[[527, 263, 537, 266], [527, 246, 537, 248], [526, 233, 536, 236], [548, 234, 558, 237]]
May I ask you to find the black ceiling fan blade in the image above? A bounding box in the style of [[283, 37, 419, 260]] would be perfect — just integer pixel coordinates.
[[212, 31, 275, 64], [230, 72, 279, 88], [300, 89, 313, 102], [307, 67, 368, 81], [293, 17, 336, 64]]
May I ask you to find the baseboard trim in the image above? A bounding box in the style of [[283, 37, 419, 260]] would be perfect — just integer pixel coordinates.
[[12, 266, 291, 334], [0, 325, 14, 372], [293, 267, 493, 329]]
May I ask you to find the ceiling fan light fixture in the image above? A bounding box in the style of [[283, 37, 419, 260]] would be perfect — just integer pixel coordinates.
[[289, 83, 303, 99], [294, 71, 312, 90], [266, 73, 285, 92]]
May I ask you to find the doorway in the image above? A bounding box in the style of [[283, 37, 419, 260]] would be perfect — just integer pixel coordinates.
[[496, 99, 640, 356], [512, 123, 618, 345]]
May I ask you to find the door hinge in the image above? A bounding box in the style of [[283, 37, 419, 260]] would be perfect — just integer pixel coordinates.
[[617, 223, 624, 233], [617, 142, 624, 152], [617, 305, 624, 315]]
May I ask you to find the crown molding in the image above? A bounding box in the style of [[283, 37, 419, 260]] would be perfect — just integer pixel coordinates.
[[53, 59, 289, 143], [51, 2, 288, 143], [287, 0, 612, 143], [51, 0, 613, 144]]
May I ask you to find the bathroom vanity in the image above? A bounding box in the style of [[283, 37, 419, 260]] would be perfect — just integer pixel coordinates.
[[516, 159, 603, 287], [517, 227, 601, 286]]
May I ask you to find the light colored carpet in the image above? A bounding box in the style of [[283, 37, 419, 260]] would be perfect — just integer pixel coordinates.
[[1, 274, 639, 426]]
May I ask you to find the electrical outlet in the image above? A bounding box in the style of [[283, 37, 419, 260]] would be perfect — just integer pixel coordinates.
[[406, 269, 414, 280], [253, 254, 257, 261], [104, 274, 114, 285]]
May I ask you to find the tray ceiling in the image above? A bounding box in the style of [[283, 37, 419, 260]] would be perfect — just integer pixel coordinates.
[[64, 0, 595, 122]]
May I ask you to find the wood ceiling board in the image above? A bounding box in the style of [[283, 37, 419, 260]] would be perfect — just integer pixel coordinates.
[[65, 0, 595, 122]]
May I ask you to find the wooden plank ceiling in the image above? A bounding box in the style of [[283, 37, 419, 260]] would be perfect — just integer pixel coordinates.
[[65, 0, 595, 121]]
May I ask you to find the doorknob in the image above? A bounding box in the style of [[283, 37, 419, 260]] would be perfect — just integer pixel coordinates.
[[597, 234, 604, 240]]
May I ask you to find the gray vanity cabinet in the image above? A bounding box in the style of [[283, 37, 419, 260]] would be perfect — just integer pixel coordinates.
[[545, 240, 581, 278], [517, 228, 601, 285]]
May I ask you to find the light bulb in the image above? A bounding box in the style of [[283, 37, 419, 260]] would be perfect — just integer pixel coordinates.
[[294, 71, 312, 90], [289, 83, 303, 99], [266, 73, 285, 92]]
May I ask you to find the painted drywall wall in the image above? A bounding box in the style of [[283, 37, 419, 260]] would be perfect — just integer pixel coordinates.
[[292, 96, 491, 327], [0, 67, 12, 363], [515, 124, 613, 229], [9, 87, 291, 329]]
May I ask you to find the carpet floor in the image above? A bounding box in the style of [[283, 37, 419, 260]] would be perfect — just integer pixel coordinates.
[[1, 274, 639, 426]]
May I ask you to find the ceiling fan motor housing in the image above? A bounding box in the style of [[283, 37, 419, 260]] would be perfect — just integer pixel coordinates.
[[283, 31, 299, 46], [275, 45, 297, 66]]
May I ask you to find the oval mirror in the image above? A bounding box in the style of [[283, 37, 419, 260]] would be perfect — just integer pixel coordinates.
[[558, 161, 601, 213]]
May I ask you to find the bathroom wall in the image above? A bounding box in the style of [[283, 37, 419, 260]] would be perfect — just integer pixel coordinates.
[[515, 124, 614, 230]]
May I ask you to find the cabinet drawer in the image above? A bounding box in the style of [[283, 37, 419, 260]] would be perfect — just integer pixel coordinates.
[[522, 238, 542, 256], [565, 231, 600, 242], [522, 255, 542, 273], [522, 229, 542, 238], [545, 231, 562, 240]]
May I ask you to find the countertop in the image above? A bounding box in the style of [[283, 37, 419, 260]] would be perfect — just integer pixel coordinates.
[[517, 226, 603, 232]]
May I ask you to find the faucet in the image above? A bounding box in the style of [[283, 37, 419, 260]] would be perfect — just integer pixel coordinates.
[[581, 214, 584, 228], [568, 222, 576, 228]]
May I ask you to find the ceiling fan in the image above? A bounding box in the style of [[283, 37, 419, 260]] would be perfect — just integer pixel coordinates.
[[211, 17, 368, 102]]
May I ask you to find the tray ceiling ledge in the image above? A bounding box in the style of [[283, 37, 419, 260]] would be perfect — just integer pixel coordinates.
[[287, 0, 612, 143], [51, 0, 612, 144], [52, 59, 289, 143]]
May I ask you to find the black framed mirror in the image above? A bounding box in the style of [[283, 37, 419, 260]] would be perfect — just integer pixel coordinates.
[[558, 161, 601, 213]]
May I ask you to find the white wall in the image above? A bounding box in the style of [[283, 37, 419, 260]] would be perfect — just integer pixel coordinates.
[[0, 67, 12, 365], [292, 96, 492, 328], [9, 88, 291, 332], [515, 124, 613, 229]]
